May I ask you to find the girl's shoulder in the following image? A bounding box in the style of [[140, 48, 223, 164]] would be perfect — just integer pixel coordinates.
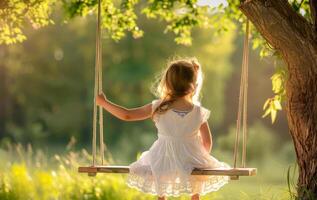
[[194, 103, 211, 123]]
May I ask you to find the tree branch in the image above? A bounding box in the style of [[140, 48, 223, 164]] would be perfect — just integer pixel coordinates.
[[240, 0, 316, 54], [239, 0, 317, 75]]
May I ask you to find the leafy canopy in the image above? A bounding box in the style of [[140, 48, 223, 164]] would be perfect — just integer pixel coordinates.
[[0, 0, 312, 122], [1, 0, 312, 46]]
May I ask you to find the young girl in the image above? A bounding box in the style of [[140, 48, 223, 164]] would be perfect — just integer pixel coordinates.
[[96, 58, 230, 200]]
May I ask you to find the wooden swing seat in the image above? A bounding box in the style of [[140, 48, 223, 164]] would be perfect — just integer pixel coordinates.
[[78, 165, 257, 180]]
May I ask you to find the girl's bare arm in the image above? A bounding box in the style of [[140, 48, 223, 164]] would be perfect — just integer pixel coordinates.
[[199, 122, 212, 153], [96, 93, 152, 121]]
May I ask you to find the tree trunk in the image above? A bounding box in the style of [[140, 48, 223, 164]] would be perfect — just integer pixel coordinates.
[[240, 0, 317, 199]]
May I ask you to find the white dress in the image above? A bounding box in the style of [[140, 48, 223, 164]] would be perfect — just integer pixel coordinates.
[[126, 99, 230, 197]]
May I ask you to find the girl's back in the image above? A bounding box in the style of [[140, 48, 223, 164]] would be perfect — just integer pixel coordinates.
[[152, 99, 208, 139]]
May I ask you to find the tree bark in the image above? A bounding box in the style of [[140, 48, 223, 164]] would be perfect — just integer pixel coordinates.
[[240, 0, 317, 199]]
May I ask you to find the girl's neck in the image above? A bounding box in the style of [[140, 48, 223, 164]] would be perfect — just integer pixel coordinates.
[[170, 95, 194, 110], [177, 95, 193, 102]]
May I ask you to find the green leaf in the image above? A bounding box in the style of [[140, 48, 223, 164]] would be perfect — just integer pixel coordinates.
[[263, 99, 271, 110], [271, 109, 277, 123], [273, 99, 282, 110]]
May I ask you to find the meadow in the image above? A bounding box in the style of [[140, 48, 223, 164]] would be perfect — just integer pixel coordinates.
[[0, 134, 298, 200]]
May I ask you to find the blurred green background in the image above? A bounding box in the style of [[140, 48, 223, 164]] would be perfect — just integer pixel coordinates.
[[0, 6, 297, 200]]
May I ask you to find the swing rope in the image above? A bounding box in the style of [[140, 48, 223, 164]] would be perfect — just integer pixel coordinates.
[[92, 0, 105, 166], [233, 20, 250, 168]]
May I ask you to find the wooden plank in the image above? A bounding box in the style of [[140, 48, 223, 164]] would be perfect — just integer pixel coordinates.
[[192, 168, 257, 176], [78, 166, 257, 176]]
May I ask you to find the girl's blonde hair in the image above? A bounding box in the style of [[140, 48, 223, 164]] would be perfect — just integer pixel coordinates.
[[152, 57, 203, 116]]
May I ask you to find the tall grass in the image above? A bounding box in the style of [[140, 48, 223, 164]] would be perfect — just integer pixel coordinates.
[[286, 164, 316, 200], [0, 142, 297, 200], [0, 142, 156, 200]]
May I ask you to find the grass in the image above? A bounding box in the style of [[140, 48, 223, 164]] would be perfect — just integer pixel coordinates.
[[0, 143, 296, 200]]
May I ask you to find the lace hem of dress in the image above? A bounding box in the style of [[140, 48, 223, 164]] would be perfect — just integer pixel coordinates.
[[126, 172, 229, 197]]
